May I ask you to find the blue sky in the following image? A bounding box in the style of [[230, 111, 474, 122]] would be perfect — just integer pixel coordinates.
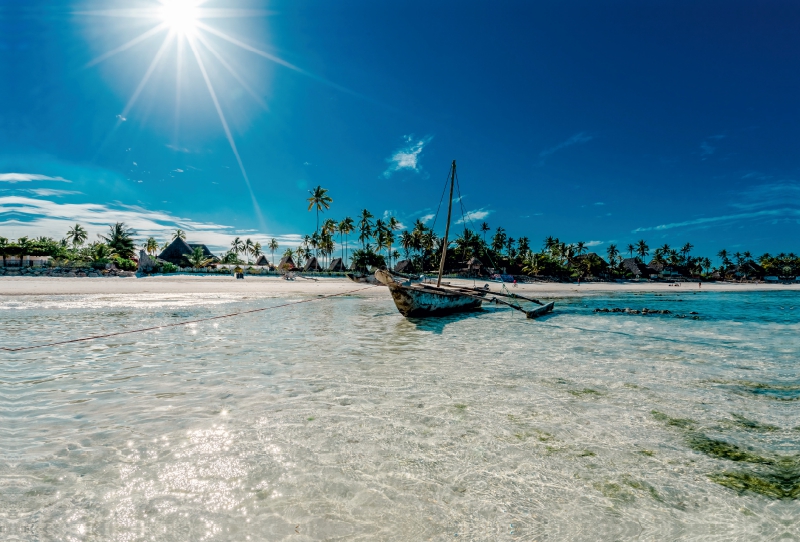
[[1, 0, 799, 259]]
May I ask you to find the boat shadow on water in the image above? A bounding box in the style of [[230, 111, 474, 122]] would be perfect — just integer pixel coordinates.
[[401, 309, 489, 334]]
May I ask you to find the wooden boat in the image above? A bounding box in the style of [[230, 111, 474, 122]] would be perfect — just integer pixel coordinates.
[[375, 159, 555, 320], [375, 269, 484, 316], [346, 272, 382, 285], [374, 160, 488, 318]]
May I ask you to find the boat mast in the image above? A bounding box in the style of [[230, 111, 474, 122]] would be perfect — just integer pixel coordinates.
[[437, 160, 456, 287]]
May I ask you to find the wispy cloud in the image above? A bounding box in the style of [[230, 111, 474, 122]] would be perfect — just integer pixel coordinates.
[[731, 181, 800, 211], [455, 208, 492, 224], [632, 209, 800, 233], [585, 240, 604, 247], [419, 213, 435, 224], [25, 188, 82, 197], [699, 134, 725, 159], [383, 135, 433, 178], [539, 132, 593, 161], [0, 173, 71, 183], [0, 196, 301, 253], [594, 202, 605, 206]]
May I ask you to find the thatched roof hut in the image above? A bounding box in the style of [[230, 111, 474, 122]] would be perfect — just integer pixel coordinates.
[[621, 257, 655, 277], [328, 257, 346, 272], [466, 257, 483, 270], [158, 238, 194, 265], [278, 256, 296, 270], [394, 259, 413, 273], [255, 255, 270, 266], [304, 256, 321, 271]]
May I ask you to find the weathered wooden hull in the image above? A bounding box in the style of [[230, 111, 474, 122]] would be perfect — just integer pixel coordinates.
[[526, 301, 555, 319], [346, 272, 381, 285], [375, 269, 482, 318], [387, 284, 483, 317]]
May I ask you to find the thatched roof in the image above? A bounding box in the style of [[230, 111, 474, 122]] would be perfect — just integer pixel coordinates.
[[187, 243, 214, 258], [466, 257, 483, 269], [394, 259, 413, 273], [328, 257, 346, 271], [575, 252, 609, 266], [255, 255, 270, 266], [158, 238, 194, 265], [304, 256, 321, 271], [278, 256, 295, 269], [621, 257, 653, 277]]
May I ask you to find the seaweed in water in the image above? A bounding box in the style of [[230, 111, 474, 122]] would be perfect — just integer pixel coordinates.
[[688, 435, 800, 499], [651, 410, 696, 429], [730, 413, 780, 432], [687, 434, 773, 465]]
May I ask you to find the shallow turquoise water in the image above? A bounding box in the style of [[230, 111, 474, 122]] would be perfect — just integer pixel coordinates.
[[1, 289, 799, 540]]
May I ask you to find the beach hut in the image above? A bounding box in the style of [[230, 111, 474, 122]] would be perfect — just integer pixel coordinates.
[[158, 238, 194, 266], [255, 255, 270, 266], [621, 257, 655, 278], [304, 256, 321, 272], [394, 259, 414, 274], [464, 257, 483, 274], [278, 256, 296, 271], [188, 243, 214, 259], [328, 257, 346, 272]]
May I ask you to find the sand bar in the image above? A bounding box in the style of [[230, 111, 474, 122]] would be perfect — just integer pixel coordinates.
[[1, 275, 798, 297]]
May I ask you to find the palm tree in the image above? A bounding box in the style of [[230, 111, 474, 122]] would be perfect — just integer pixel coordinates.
[[66, 224, 88, 248], [231, 237, 244, 260], [626, 243, 635, 259], [307, 185, 333, 234], [400, 230, 414, 260], [492, 227, 506, 253], [173, 229, 186, 241], [338, 217, 354, 264], [575, 241, 587, 257], [244, 238, 254, 263], [635, 240, 649, 263], [186, 246, 213, 268], [268, 238, 279, 267], [102, 223, 136, 259], [522, 251, 543, 276], [145, 237, 159, 256], [161, 240, 170, 251], [357, 209, 374, 249], [480, 222, 490, 246], [681, 242, 693, 263], [606, 243, 620, 267], [252, 241, 263, 263]]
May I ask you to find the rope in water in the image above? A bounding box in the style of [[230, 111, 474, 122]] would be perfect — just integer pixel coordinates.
[[1, 285, 376, 352]]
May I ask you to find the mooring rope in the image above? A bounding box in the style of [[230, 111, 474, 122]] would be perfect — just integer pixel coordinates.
[[1, 285, 376, 352]]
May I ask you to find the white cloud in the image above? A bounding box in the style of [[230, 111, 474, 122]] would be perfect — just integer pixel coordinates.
[[25, 189, 82, 197], [0, 196, 301, 253], [0, 173, 71, 183], [419, 213, 435, 224], [539, 132, 593, 160], [632, 209, 800, 233], [585, 240, 604, 247], [382, 135, 433, 178], [455, 208, 492, 224], [594, 202, 605, 206]]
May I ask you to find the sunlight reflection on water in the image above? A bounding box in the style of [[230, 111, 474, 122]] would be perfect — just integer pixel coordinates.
[[1, 290, 799, 540]]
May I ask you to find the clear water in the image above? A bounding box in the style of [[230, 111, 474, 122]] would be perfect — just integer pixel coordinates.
[[1, 289, 799, 540]]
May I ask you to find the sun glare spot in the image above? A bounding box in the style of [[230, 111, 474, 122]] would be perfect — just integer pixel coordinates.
[[160, 0, 198, 35]]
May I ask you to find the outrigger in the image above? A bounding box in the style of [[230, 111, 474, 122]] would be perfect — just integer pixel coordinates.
[[374, 160, 554, 319]]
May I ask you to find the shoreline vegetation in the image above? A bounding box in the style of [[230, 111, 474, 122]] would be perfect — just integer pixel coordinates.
[[2, 185, 799, 283]]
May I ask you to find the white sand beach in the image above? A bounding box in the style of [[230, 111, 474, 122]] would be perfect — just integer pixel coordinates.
[[1, 275, 798, 297]]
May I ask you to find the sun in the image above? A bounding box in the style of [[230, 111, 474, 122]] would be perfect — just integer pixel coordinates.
[[159, 0, 198, 35]]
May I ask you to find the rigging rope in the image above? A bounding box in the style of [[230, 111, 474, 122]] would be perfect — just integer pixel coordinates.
[[1, 285, 376, 352]]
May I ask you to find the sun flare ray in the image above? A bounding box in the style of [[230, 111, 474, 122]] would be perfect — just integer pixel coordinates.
[[85, 23, 168, 68], [186, 35, 266, 230]]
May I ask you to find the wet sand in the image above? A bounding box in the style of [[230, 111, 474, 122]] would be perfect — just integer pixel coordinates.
[[1, 275, 798, 297]]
